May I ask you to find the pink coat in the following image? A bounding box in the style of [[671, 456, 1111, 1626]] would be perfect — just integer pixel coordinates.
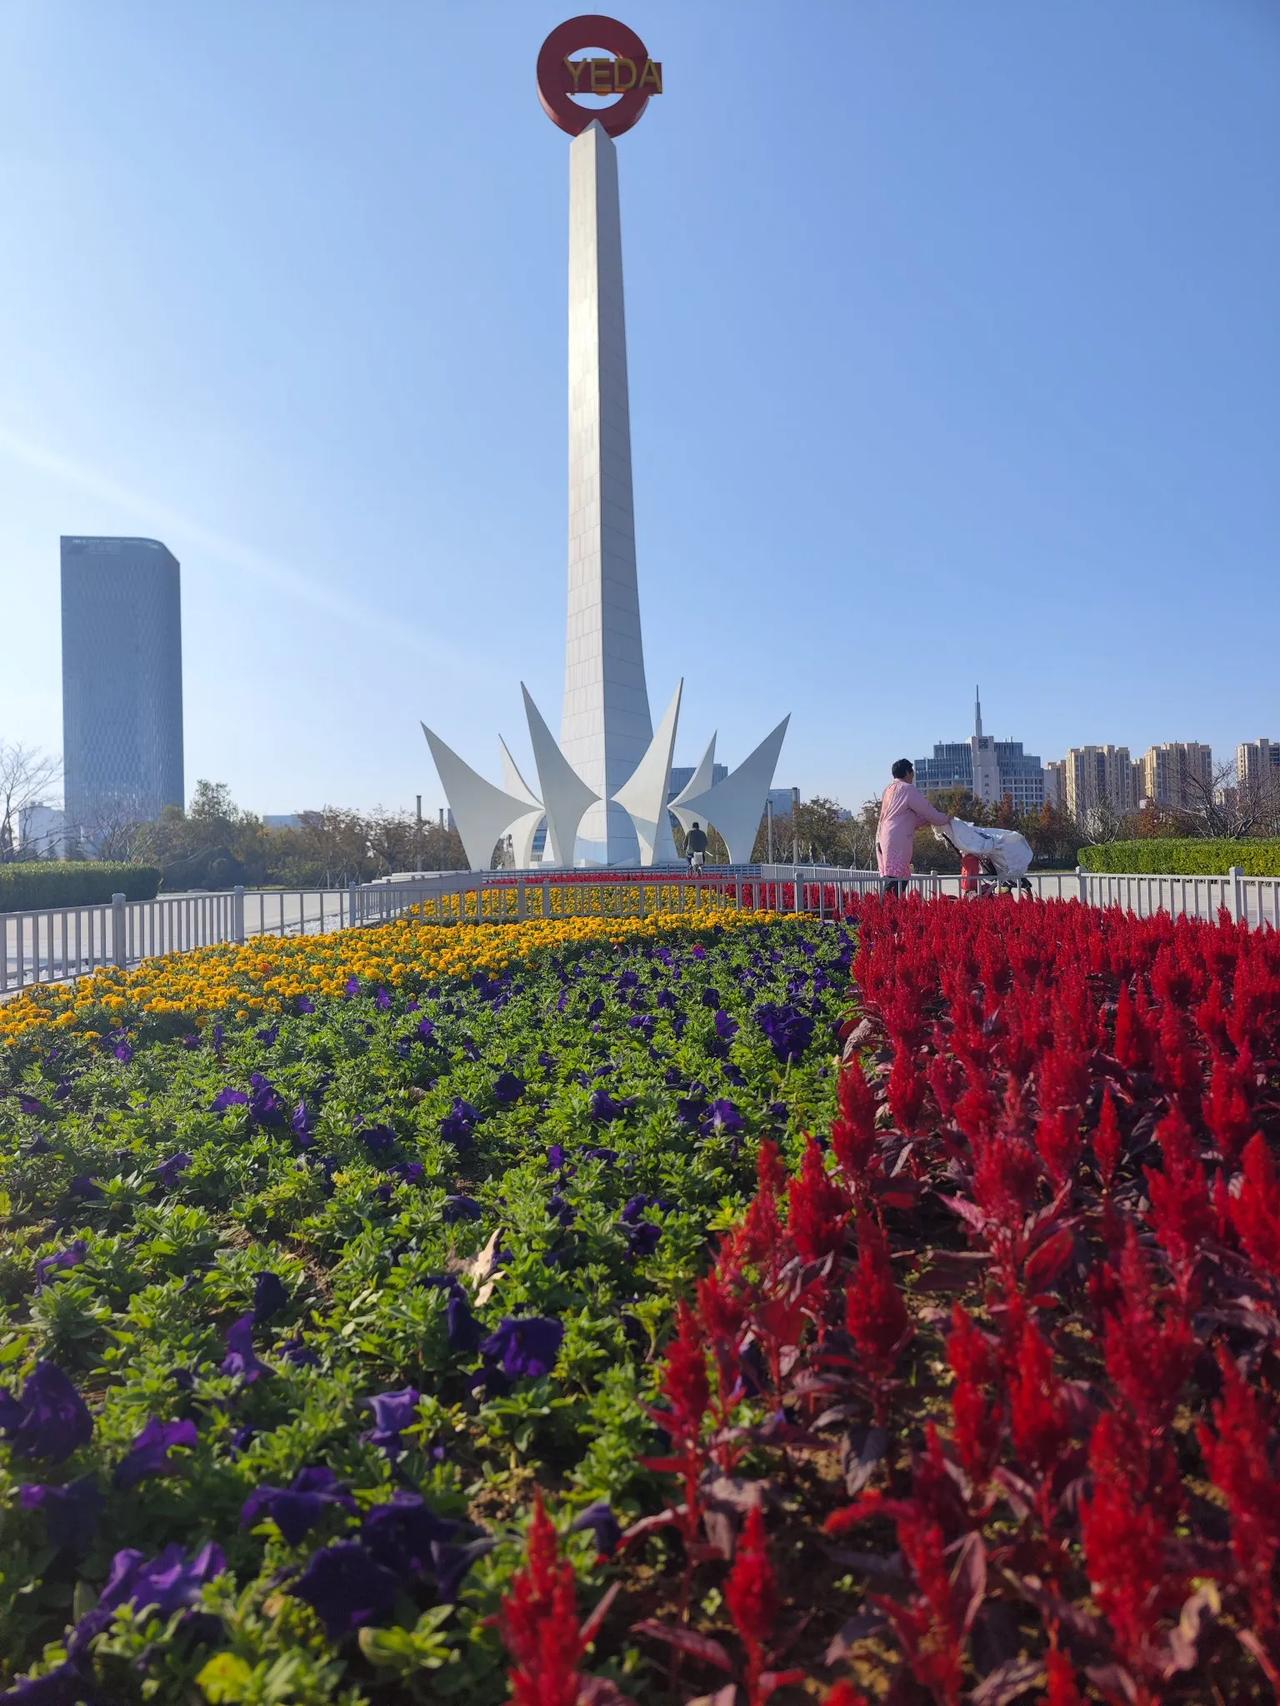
[[875, 781, 950, 878]]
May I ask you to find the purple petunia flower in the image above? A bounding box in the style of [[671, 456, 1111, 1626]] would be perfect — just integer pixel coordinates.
[[705, 1098, 744, 1134], [290, 1100, 315, 1147], [676, 1094, 708, 1127], [241, 1466, 355, 1545], [364, 1386, 421, 1458], [548, 1192, 576, 1227], [253, 1271, 288, 1324], [34, 1242, 88, 1291], [296, 995, 316, 1015], [212, 1087, 249, 1113], [248, 1074, 287, 1128], [114, 1417, 198, 1490], [357, 1123, 397, 1159], [416, 1016, 435, 1042], [581, 1146, 618, 1165], [444, 1286, 481, 1354], [291, 1540, 398, 1639], [256, 1024, 279, 1046], [375, 988, 392, 1011], [714, 1009, 739, 1043], [0, 1364, 93, 1463], [439, 1098, 479, 1149], [538, 1051, 556, 1069], [344, 977, 360, 998], [154, 1152, 192, 1191], [17, 1093, 46, 1117], [691, 944, 707, 960], [621, 1219, 661, 1260], [393, 1161, 425, 1187], [67, 1175, 102, 1202], [96, 1539, 226, 1623], [360, 1489, 460, 1575], [589, 1088, 633, 1124], [754, 1001, 815, 1065], [571, 1500, 622, 1558], [546, 1143, 567, 1172], [221, 1314, 269, 1385], [701, 987, 723, 1009], [442, 1193, 482, 1223], [480, 1316, 563, 1382], [19, 1474, 102, 1553], [279, 1337, 320, 1367], [0, 1659, 89, 1701], [493, 1071, 525, 1105], [113, 1038, 134, 1064]]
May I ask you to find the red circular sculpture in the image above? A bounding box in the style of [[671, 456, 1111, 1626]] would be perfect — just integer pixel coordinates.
[[537, 15, 660, 138]]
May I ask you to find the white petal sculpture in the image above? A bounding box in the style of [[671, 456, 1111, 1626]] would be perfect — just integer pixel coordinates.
[[521, 684, 600, 866], [676, 716, 791, 865], [612, 680, 682, 867], [421, 723, 539, 872], [499, 736, 546, 868], [669, 732, 718, 834]]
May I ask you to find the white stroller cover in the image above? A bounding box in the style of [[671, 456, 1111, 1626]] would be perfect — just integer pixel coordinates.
[[935, 818, 1034, 879]]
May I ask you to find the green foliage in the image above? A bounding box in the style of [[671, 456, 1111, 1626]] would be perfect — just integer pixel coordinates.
[[1078, 838, 1280, 875], [0, 862, 161, 909]]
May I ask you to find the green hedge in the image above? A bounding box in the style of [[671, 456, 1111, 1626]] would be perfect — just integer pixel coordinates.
[[1078, 839, 1280, 877], [0, 862, 162, 911]]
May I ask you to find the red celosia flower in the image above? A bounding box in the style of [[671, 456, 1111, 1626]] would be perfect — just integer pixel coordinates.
[[830, 1058, 879, 1187], [1008, 1318, 1072, 1478], [499, 1491, 585, 1706], [725, 1505, 778, 1706], [660, 1301, 709, 1445], [1040, 1645, 1084, 1704], [1199, 1348, 1280, 1634], [1112, 982, 1149, 1070], [1093, 1089, 1123, 1192], [1203, 1046, 1254, 1163], [845, 1215, 911, 1387], [1229, 1132, 1280, 1279], [787, 1138, 851, 1263], [1081, 1411, 1183, 1663], [1034, 1108, 1080, 1191], [1102, 1224, 1193, 1442], [971, 1129, 1040, 1226], [822, 1684, 871, 1706], [887, 1045, 928, 1135], [947, 1305, 1002, 1486]]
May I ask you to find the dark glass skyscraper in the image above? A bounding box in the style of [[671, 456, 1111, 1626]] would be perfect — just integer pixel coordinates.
[[61, 537, 184, 837]]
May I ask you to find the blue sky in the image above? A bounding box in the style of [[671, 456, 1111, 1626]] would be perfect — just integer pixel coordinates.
[[1, 0, 1276, 818]]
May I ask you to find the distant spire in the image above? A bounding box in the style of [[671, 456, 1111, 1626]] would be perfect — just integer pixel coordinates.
[[974, 684, 983, 740]]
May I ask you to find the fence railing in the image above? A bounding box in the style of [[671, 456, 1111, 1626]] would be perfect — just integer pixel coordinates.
[[2, 863, 1276, 997]]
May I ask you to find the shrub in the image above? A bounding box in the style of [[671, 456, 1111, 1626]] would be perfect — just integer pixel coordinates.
[[1078, 838, 1280, 877], [0, 862, 161, 911]]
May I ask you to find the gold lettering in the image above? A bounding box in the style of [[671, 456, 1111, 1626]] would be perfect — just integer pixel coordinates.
[[565, 56, 589, 88], [638, 58, 663, 92], [590, 57, 612, 95], [613, 55, 637, 91]]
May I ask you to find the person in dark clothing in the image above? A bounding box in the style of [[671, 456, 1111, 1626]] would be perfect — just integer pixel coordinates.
[[685, 821, 709, 872]]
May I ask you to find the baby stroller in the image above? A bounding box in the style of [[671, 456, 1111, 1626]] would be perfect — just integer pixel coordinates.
[[935, 819, 1035, 898]]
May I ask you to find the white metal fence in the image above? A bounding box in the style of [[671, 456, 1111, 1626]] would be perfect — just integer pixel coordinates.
[[2, 863, 1276, 997]]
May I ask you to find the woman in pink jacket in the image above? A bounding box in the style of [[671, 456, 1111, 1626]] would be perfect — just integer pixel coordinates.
[[875, 759, 951, 896]]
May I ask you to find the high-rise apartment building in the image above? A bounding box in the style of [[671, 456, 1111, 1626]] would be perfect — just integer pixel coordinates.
[[1139, 742, 1213, 811], [1237, 740, 1280, 797], [1064, 746, 1136, 821], [61, 537, 184, 839], [914, 688, 1046, 812], [1043, 760, 1065, 810]]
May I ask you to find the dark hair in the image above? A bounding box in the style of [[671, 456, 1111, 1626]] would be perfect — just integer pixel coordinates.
[[891, 758, 914, 781]]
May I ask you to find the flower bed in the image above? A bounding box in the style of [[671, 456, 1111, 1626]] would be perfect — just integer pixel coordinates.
[[0, 910, 851, 1700], [3, 895, 1279, 1704]]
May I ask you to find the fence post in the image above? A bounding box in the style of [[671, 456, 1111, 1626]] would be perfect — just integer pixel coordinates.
[[347, 882, 359, 929], [542, 881, 551, 917], [1076, 865, 1088, 907], [1229, 866, 1243, 925], [516, 877, 527, 922], [232, 885, 245, 945], [111, 893, 127, 968], [793, 870, 802, 915]]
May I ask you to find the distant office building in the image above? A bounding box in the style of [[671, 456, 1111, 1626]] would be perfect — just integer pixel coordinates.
[[61, 536, 184, 840], [668, 763, 729, 799], [1237, 739, 1280, 797], [1140, 742, 1213, 811], [18, 804, 67, 858], [1064, 746, 1136, 821], [263, 815, 303, 830], [1043, 761, 1065, 810], [766, 786, 800, 820], [914, 688, 1046, 812]]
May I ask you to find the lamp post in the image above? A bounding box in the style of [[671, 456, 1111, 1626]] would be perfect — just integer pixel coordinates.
[[766, 797, 774, 864]]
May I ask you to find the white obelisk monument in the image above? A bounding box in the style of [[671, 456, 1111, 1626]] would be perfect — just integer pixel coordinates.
[[560, 120, 652, 863]]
